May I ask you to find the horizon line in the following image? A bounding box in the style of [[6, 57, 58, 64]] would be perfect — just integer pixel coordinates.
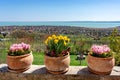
[[0, 20, 120, 22]]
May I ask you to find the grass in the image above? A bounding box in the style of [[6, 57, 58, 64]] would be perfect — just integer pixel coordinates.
[[33, 53, 87, 66], [33, 52, 87, 66], [0, 49, 7, 64], [0, 49, 87, 66], [32, 52, 44, 65], [30, 52, 87, 66], [70, 55, 87, 66]]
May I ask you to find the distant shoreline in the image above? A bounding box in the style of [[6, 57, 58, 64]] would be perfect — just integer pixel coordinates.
[[0, 25, 117, 29], [0, 21, 120, 28], [0, 25, 119, 29], [0, 21, 120, 22]]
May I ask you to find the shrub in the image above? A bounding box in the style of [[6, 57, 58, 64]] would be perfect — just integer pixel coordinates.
[[109, 28, 120, 66]]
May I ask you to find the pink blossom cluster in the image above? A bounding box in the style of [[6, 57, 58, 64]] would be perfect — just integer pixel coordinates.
[[91, 45, 110, 54], [10, 42, 30, 52]]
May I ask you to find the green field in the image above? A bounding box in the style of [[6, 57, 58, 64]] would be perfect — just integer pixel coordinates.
[[0, 49, 87, 66]]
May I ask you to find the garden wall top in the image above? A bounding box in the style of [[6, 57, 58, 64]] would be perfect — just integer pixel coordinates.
[[0, 64, 120, 80]]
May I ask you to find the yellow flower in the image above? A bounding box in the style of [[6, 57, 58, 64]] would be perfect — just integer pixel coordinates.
[[52, 34, 57, 39], [63, 36, 70, 42], [67, 38, 70, 42], [64, 41, 67, 46], [58, 35, 63, 40], [63, 36, 68, 40], [45, 39, 48, 45], [48, 36, 52, 40], [54, 39, 59, 44], [45, 36, 52, 45]]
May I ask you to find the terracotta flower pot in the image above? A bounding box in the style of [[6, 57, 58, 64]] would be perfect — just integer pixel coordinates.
[[87, 53, 115, 75], [6, 52, 33, 73], [44, 54, 70, 74]]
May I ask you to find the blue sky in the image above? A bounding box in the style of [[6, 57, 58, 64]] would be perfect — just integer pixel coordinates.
[[0, 0, 120, 21]]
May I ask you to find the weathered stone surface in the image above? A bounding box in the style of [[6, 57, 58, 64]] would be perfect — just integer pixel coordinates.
[[0, 64, 120, 80]]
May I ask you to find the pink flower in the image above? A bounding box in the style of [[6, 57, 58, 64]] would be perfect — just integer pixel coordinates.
[[9, 42, 30, 52], [24, 45, 30, 50], [10, 46, 16, 52], [16, 46, 23, 51], [91, 45, 110, 54]]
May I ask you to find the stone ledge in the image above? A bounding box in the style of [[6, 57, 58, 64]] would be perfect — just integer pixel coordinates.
[[0, 64, 120, 80]]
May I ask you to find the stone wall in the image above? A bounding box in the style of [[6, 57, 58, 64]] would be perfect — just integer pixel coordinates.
[[0, 64, 120, 80]]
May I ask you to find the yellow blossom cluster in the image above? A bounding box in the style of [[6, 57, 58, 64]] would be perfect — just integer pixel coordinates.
[[45, 34, 70, 46]]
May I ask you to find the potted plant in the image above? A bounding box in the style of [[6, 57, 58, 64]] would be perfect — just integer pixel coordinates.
[[44, 34, 70, 74], [86, 45, 115, 75], [6, 42, 33, 73]]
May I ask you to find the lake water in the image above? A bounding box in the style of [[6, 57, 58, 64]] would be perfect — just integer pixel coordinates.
[[0, 21, 120, 28]]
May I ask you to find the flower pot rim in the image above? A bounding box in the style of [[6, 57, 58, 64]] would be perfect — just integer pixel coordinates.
[[7, 51, 32, 58], [88, 53, 114, 59], [44, 53, 70, 59]]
